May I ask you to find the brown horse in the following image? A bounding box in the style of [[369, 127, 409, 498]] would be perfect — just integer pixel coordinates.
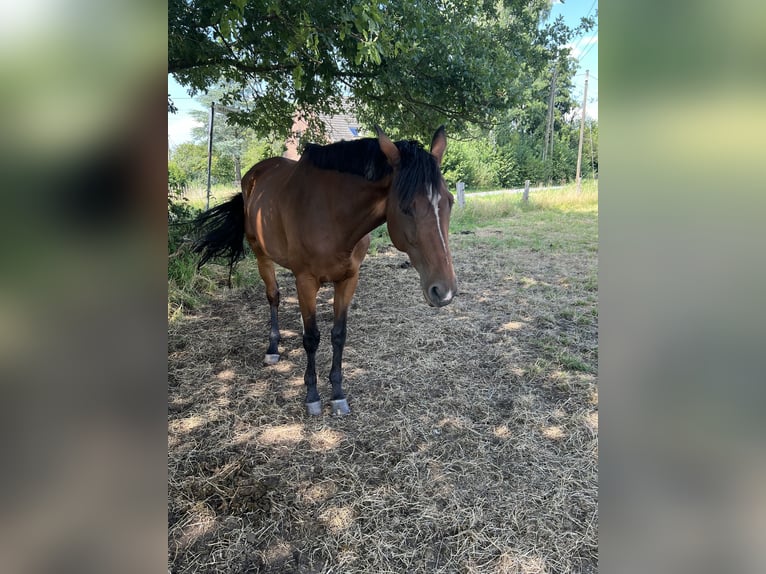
[[192, 126, 457, 415]]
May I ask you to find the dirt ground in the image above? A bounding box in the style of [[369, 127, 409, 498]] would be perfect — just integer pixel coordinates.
[[168, 223, 598, 573]]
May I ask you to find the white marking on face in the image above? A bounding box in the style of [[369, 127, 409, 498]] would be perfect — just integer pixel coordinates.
[[429, 184, 449, 258]]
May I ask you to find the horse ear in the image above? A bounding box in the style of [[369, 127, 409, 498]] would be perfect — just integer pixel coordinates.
[[376, 126, 400, 167], [430, 125, 447, 166]]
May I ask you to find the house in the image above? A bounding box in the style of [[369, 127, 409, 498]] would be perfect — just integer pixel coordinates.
[[283, 112, 365, 160]]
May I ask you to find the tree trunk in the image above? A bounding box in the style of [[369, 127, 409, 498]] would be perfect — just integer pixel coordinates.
[[234, 155, 242, 187]]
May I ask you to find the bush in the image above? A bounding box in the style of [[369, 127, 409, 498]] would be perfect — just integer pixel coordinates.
[[168, 161, 187, 196], [168, 201, 202, 293]]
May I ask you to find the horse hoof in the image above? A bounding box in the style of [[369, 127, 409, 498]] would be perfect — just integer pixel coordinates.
[[306, 400, 322, 416], [330, 398, 350, 416], [263, 354, 280, 365]]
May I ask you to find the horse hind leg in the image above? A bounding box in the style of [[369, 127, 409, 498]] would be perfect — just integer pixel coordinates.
[[256, 256, 281, 365]]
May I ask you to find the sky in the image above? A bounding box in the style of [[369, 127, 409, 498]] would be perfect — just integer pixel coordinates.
[[551, 0, 599, 121], [168, 78, 207, 148], [168, 0, 597, 146]]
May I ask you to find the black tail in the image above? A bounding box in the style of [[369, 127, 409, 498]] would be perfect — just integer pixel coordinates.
[[192, 194, 246, 284]]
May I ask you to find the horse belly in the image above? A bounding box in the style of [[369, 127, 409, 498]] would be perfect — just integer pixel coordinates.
[[303, 238, 368, 283]]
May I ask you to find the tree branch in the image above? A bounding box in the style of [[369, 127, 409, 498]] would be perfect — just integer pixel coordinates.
[[169, 55, 378, 80]]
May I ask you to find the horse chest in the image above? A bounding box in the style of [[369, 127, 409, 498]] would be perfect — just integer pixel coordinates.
[[297, 248, 357, 283]]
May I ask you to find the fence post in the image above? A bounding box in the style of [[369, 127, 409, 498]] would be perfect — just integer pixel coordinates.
[[456, 181, 465, 208], [522, 179, 530, 203]]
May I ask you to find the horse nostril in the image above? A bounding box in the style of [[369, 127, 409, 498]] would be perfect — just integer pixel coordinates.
[[429, 284, 442, 302]]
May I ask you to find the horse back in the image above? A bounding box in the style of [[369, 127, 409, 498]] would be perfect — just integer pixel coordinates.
[[241, 156, 296, 203]]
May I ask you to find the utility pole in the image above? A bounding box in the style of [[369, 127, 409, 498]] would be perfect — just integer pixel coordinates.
[[206, 101, 215, 210], [575, 69, 589, 193]]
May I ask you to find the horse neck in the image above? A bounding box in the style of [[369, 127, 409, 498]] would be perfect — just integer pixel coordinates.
[[333, 176, 391, 248]]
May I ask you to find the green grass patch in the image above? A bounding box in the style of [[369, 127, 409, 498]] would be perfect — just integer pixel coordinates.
[[449, 182, 598, 253], [168, 199, 263, 321], [557, 351, 593, 373], [451, 181, 598, 231]]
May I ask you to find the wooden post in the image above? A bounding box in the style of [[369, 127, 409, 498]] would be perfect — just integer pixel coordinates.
[[522, 179, 530, 203], [456, 181, 465, 208]]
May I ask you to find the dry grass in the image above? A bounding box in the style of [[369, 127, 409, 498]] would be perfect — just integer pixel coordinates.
[[168, 195, 598, 573]]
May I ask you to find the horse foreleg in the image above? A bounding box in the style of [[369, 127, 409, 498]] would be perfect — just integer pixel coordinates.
[[256, 256, 281, 365], [296, 274, 322, 416], [328, 273, 361, 416]]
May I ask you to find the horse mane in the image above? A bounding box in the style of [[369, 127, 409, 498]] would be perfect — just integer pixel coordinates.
[[393, 140, 442, 211], [302, 137, 441, 209]]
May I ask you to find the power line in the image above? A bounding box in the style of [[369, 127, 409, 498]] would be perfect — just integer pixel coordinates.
[[584, 0, 598, 21], [578, 38, 598, 61], [568, 0, 598, 55]]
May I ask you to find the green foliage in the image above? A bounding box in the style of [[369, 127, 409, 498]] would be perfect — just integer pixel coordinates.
[[441, 141, 471, 189], [441, 113, 599, 190], [168, 0, 597, 187], [169, 0, 592, 141], [494, 145, 519, 188], [241, 138, 285, 171], [182, 86, 290, 184], [171, 142, 208, 184], [168, 140, 256, 188], [168, 160, 187, 195], [212, 154, 235, 183], [367, 225, 390, 255], [584, 119, 599, 178], [168, 197, 263, 319], [168, 200, 204, 311]]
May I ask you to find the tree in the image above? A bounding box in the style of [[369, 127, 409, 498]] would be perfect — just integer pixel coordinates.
[[169, 141, 234, 186], [168, 160, 188, 195], [189, 87, 257, 185], [171, 142, 208, 183], [169, 0, 591, 140], [584, 118, 599, 178]]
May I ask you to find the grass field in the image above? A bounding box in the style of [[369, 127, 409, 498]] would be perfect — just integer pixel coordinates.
[[168, 183, 598, 573]]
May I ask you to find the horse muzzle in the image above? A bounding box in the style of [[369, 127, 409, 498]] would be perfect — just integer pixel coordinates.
[[424, 282, 455, 307]]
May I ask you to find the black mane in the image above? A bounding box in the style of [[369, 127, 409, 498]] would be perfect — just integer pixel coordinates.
[[393, 140, 442, 210], [302, 137, 441, 209], [303, 138, 391, 181]]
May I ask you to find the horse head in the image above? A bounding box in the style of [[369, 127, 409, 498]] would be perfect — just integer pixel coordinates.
[[377, 126, 458, 307]]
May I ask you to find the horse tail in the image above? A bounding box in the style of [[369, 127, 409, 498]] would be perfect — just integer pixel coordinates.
[[192, 193, 246, 284]]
